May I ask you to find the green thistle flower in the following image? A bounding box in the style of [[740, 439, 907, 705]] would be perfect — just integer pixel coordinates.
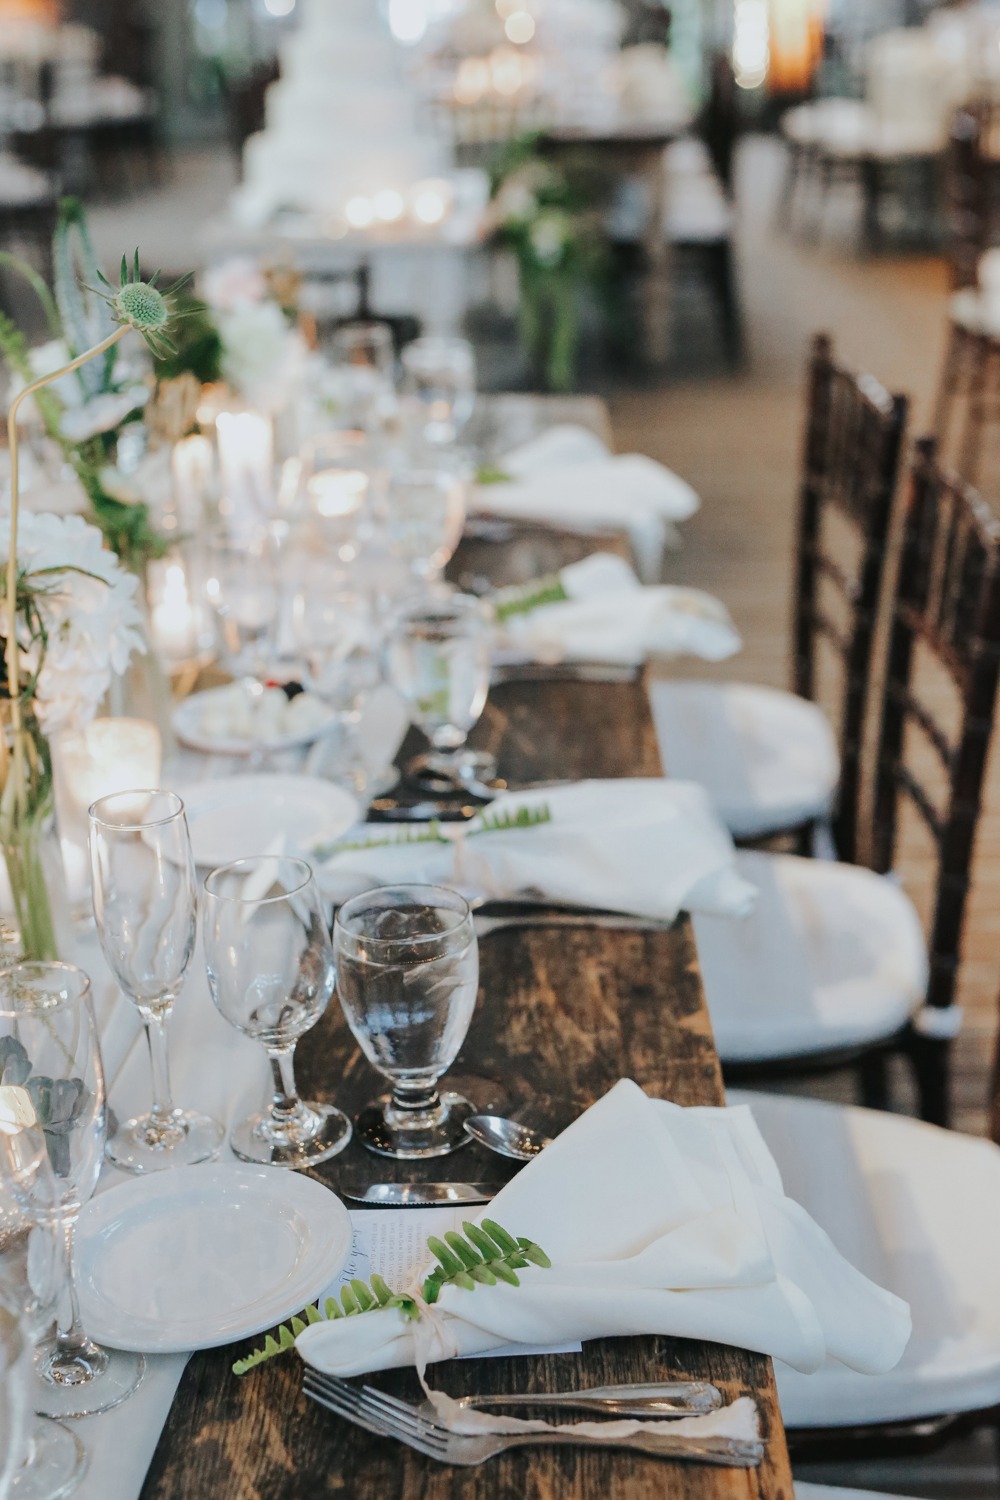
[[87, 250, 192, 358]]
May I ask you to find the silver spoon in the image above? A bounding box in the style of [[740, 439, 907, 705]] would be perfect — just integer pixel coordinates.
[[464, 1114, 552, 1161]]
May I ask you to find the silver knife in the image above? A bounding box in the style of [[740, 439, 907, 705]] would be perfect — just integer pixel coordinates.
[[340, 1182, 500, 1207]]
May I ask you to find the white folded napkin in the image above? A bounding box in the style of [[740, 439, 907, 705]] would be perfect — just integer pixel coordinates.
[[474, 426, 700, 582], [496, 552, 741, 667], [297, 1078, 912, 1381], [316, 779, 757, 920]]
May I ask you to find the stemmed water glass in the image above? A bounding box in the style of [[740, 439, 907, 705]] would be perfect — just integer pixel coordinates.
[[202, 856, 351, 1168], [333, 885, 479, 1158], [328, 321, 396, 433], [0, 1120, 86, 1498], [400, 336, 476, 446], [385, 446, 469, 585], [0, 963, 144, 1419], [386, 590, 494, 789], [88, 791, 223, 1173], [203, 526, 279, 683]]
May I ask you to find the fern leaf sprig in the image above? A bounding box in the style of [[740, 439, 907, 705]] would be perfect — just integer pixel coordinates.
[[232, 1219, 549, 1376], [493, 574, 570, 622], [475, 803, 552, 835], [314, 803, 551, 861]]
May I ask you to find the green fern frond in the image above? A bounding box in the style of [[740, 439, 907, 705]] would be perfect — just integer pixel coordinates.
[[475, 803, 552, 834], [231, 1220, 547, 1376], [493, 574, 570, 622]]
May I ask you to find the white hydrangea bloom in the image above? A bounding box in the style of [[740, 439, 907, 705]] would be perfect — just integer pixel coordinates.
[[217, 302, 309, 414], [0, 512, 146, 735]]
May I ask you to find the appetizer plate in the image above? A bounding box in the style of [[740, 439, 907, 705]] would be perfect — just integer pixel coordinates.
[[174, 775, 359, 868], [75, 1165, 353, 1354], [172, 683, 339, 756]]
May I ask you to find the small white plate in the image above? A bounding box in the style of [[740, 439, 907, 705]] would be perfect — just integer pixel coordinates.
[[173, 775, 360, 868], [172, 686, 339, 756], [75, 1165, 353, 1354]]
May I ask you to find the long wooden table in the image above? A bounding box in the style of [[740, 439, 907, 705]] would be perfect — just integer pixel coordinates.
[[141, 512, 795, 1499]]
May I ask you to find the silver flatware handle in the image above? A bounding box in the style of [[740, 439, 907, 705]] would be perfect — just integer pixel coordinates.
[[497, 1430, 764, 1465], [340, 1182, 500, 1207], [474, 911, 670, 936], [491, 662, 639, 685], [458, 1380, 722, 1417]]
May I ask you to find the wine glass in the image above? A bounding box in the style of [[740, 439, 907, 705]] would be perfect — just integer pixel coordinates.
[[202, 856, 351, 1168], [0, 1122, 87, 1498], [328, 321, 396, 433], [88, 791, 223, 1173], [386, 591, 494, 788], [203, 525, 279, 682], [288, 584, 387, 793], [385, 448, 469, 584], [334, 885, 479, 1158], [0, 963, 144, 1418], [400, 337, 476, 445]]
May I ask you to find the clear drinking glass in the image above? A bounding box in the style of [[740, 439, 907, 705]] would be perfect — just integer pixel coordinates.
[[400, 336, 476, 445], [0, 964, 144, 1419], [88, 791, 223, 1173], [334, 885, 479, 1158], [203, 526, 279, 681], [0, 1124, 87, 1498], [385, 450, 468, 584], [386, 591, 493, 786], [328, 321, 396, 433], [202, 856, 351, 1168]]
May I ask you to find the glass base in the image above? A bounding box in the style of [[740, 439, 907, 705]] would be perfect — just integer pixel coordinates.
[[34, 1342, 145, 1420], [11, 1417, 87, 1500], [105, 1109, 224, 1174], [357, 1091, 474, 1159], [406, 750, 498, 795], [229, 1102, 352, 1168]]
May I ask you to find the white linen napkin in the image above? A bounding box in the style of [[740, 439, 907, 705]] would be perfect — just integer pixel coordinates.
[[474, 426, 700, 582], [315, 779, 756, 920], [297, 1078, 912, 1381], [496, 552, 742, 667]]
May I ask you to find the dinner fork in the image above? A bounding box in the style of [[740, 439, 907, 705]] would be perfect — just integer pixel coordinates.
[[302, 1371, 764, 1467]]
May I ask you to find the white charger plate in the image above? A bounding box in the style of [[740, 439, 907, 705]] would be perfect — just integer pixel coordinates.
[[75, 1165, 353, 1354], [173, 775, 360, 868], [172, 686, 339, 756]]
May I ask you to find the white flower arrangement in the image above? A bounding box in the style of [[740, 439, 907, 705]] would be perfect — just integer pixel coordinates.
[[202, 257, 309, 415], [0, 511, 145, 736]]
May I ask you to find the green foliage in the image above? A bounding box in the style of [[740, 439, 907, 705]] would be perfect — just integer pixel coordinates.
[[0, 1036, 90, 1179], [314, 803, 552, 860], [150, 292, 223, 385], [493, 573, 570, 622], [232, 1220, 549, 1376], [53, 198, 116, 396], [475, 464, 512, 486]]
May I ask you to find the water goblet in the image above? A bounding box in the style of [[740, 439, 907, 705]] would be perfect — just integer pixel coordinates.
[[203, 525, 279, 682], [385, 591, 494, 788], [328, 322, 396, 433], [202, 856, 351, 1168], [88, 791, 223, 1173], [0, 1122, 87, 1497], [0, 963, 144, 1419], [385, 448, 469, 584], [400, 336, 476, 446], [334, 885, 479, 1158]]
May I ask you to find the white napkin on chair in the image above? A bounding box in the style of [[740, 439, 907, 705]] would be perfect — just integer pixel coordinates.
[[297, 1078, 912, 1380], [315, 779, 757, 920], [473, 426, 699, 581], [496, 552, 741, 667]]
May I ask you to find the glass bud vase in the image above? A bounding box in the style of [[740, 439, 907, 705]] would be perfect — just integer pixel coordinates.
[[0, 701, 70, 962]]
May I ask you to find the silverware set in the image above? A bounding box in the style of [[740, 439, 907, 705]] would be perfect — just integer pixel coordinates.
[[302, 1370, 764, 1467]]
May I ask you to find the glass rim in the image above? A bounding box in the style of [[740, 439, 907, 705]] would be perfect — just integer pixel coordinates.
[[203, 854, 314, 906], [88, 789, 184, 832], [0, 960, 92, 1014], [334, 883, 472, 946]]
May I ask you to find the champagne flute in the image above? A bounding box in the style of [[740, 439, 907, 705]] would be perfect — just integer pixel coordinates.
[[202, 856, 351, 1168], [0, 963, 144, 1418], [334, 885, 479, 1158], [0, 1120, 86, 1498], [88, 791, 223, 1173]]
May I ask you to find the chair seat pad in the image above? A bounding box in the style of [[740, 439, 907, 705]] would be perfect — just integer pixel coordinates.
[[727, 1090, 1000, 1427], [795, 1487, 922, 1499], [0, 150, 51, 206], [649, 680, 839, 838], [664, 178, 733, 242], [695, 851, 927, 1062]]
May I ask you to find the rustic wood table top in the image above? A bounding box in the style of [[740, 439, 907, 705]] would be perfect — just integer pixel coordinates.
[[141, 430, 794, 1500]]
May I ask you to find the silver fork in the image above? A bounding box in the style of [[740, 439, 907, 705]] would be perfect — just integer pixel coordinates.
[[473, 908, 672, 937], [302, 1370, 764, 1467]]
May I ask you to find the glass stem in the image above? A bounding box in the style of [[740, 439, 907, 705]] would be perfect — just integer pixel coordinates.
[[144, 1011, 176, 1126], [267, 1045, 303, 1125], [55, 1215, 87, 1356], [390, 1081, 442, 1115]]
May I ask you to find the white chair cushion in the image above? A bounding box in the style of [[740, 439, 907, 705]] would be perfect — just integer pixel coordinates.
[[664, 177, 733, 242], [728, 1090, 1000, 1427], [649, 680, 839, 839], [795, 1488, 922, 1500], [0, 149, 50, 206], [663, 136, 715, 176], [695, 851, 927, 1062]]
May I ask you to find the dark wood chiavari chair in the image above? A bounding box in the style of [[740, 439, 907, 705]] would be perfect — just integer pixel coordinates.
[[793, 331, 909, 862], [868, 438, 1000, 1125]]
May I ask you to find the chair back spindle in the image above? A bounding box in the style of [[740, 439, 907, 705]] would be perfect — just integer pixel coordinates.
[[793, 332, 908, 862]]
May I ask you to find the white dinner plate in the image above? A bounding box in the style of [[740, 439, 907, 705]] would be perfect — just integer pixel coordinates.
[[173, 775, 360, 868], [75, 1165, 353, 1354], [172, 686, 339, 756]]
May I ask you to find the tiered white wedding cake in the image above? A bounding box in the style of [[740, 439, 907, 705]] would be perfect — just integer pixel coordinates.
[[231, 0, 450, 229]]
